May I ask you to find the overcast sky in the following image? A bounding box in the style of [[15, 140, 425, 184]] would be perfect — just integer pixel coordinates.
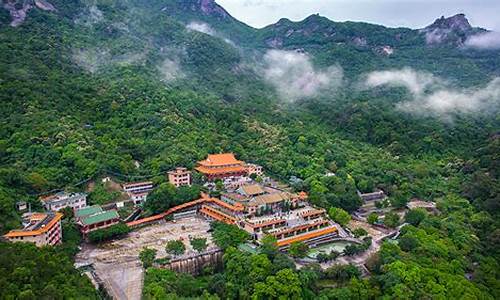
[[217, 0, 500, 30]]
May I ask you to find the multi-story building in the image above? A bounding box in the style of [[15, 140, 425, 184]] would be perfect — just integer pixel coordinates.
[[3, 212, 63, 246], [220, 184, 301, 215], [245, 163, 264, 177], [195, 153, 247, 181], [168, 167, 192, 187], [75, 205, 120, 236], [122, 181, 154, 204], [40, 191, 87, 211], [358, 190, 386, 202]]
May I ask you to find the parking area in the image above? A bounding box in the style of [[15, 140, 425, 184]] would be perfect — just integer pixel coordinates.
[[75, 217, 214, 300]]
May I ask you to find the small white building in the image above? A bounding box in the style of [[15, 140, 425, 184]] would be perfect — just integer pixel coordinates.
[[122, 181, 154, 205], [40, 192, 87, 212], [16, 201, 28, 211]]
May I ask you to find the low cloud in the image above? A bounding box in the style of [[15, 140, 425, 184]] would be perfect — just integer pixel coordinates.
[[363, 68, 500, 117], [72, 48, 147, 73], [157, 58, 184, 83], [186, 21, 235, 46], [75, 4, 104, 26], [72, 48, 111, 73], [464, 31, 500, 50], [261, 50, 343, 101], [423, 28, 450, 45], [186, 21, 217, 36], [365, 68, 441, 95]]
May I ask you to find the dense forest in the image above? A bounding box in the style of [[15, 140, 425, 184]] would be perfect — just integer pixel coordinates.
[[0, 0, 499, 298]]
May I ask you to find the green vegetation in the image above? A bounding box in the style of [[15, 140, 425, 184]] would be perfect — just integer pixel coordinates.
[[0, 243, 98, 299], [211, 222, 250, 250], [328, 207, 352, 226], [140, 247, 157, 268], [165, 240, 186, 257], [383, 212, 401, 228], [343, 237, 372, 256], [190, 237, 208, 253], [367, 212, 379, 224], [87, 223, 131, 243], [316, 250, 340, 263], [405, 208, 428, 226], [288, 241, 310, 258], [88, 182, 121, 205], [259, 235, 279, 259], [145, 183, 201, 214], [352, 227, 368, 238], [143, 268, 212, 299], [0, 1, 499, 298]]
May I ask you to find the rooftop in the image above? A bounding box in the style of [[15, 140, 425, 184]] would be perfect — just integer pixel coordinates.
[[40, 191, 86, 203], [195, 165, 246, 174], [4, 212, 63, 238], [198, 153, 243, 167], [222, 192, 250, 202], [122, 181, 153, 189], [81, 210, 120, 225], [249, 192, 290, 206], [168, 167, 190, 174], [239, 184, 265, 196], [75, 205, 103, 218], [407, 199, 437, 210]]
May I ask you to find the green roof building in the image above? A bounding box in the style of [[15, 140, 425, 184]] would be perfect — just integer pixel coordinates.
[[82, 210, 120, 226], [75, 205, 103, 219], [76, 205, 121, 235]]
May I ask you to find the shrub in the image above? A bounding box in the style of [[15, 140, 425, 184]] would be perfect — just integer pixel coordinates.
[[166, 240, 186, 256], [289, 241, 309, 258], [88, 223, 130, 243]]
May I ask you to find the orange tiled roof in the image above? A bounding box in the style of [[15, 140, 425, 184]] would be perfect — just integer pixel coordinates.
[[195, 165, 246, 175], [300, 209, 325, 218], [208, 198, 245, 211], [277, 226, 337, 247], [271, 220, 330, 237], [198, 153, 243, 167], [4, 213, 63, 238], [200, 206, 237, 224], [127, 195, 211, 227], [298, 191, 308, 199], [245, 218, 287, 229]]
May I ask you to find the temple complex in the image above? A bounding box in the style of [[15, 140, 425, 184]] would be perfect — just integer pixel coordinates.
[[195, 153, 247, 180], [197, 182, 338, 248]]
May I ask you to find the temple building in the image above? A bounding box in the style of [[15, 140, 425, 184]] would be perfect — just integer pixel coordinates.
[[75, 205, 120, 236], [3, 212, 63, 246], [195, 153, 247, 181], [168, 167, 192, 187]]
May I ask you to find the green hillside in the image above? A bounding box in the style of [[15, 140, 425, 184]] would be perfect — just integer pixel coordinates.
[[0, 0, 499, 299]]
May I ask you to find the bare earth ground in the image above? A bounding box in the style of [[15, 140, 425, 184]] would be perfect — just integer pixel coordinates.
[[75, 217, 214, 300]]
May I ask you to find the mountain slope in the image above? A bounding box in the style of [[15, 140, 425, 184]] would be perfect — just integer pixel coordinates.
[[0, 1, 499, 299]]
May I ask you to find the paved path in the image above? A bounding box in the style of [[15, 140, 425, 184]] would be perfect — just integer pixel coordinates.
[[318, 222, 399, 269], [75, 217, 213, 300]]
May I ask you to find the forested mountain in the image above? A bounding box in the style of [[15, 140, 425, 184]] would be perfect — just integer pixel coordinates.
[[0, 0, 499, 298]]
